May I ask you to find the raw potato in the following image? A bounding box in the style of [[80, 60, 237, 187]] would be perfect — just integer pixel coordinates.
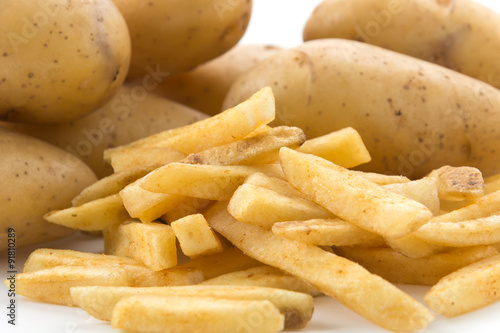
[[0, 129, 97, 249], [112, 0, 252, 79], [304, 0, 500, 89], [149, 44, 282, 116], [223, 39, 500, 178], [2, 85, 207, 178], [0, 0, 130, 124]]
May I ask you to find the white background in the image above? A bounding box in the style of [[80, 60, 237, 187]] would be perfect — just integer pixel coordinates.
[[3, 0, 500, 332]]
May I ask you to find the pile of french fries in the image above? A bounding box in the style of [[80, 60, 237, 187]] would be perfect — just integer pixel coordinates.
[[7, 87, 500, 332]]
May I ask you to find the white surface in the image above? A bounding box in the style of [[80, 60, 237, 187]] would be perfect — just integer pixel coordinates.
[[3, 0, 500, 332]]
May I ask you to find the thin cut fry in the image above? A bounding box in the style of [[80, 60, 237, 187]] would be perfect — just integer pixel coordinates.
[[298, 127, 371, 168], [425, 253, 500, 317], [279, 148, 432, 238], [104, 86, 275, 161], [70, 285, 313, 330], [272, 218, 378, 246], [206, 202, 434, 332], [44, 194, 129, 231], [335, 245, 498, 286]]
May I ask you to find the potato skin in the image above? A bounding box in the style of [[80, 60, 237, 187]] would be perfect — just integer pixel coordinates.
[[304, 0, 500, 89], [1, 85, 208, 178], [149, 44, 282, 116], [0, 0, 131, 124], [0, 129, 97, 249], [223, 39, 500, 179], [112, 0, 252, 79]]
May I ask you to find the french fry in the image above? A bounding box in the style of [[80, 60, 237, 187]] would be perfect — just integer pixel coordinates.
[[207, 202, 434, 332], [171, 214, 223, 258], [161, 197, 213, 223], [110, 147, 186, 172], [413, 214, 500, 247], [352, 171, 410, 185], [201, 265, 321, 296], [427, 165, 484, 201], [104, 86, 275, 161], [243, 172, 309, 199], [70, 285, 313, 330], [279, 148, 433, 238], [430, 189, 500, 223], [23, 249, 203, 287], [111, 295, 285, 333], [272, 218, 378, 246], [425, 253, 500, 317], [183, 126, 305, 166], [383, 177, 440, 216], [180, 247, 262, 280], [297, 127, 371, 168], [110, 222, 178, 271], [9, 266, 130, 306], [138, 163, 284, 200], [228, 184, 334, 229], [44, 194, 129, 231], [335, 245, 498, 286], [385, 234, 448, 259], [120, 182, 187, 223], [72, 167, 155, 206]]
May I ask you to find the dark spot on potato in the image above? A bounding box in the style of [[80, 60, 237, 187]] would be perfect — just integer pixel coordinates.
[[28, 72, 34, 78], [395, 110, 402, 116], [2, 53, 7, 57], [112, 69, 120, 82]]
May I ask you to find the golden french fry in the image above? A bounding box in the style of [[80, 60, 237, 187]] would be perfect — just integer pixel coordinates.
[[44, 194, 129, 231], [104, 86, 275, 161], [383, 177, 440, 216], [201, 265, 321, 297], [180, 247, 262, 280], [111, 295, 284, 333], [161, 197, 213, 223], [298, 127, 371, 168], [335, 245, 498, 286], [109, 222, 178, 271], [72, 167, 155, 206], [138, 163, 284, 200], [9, 266, 130, 306], [120, 181, 187, 223], [428, 165, 484, 201], [242, 172, 309, 199], [171, 214, 223, 258], [279, 148, 432, 238], [272, 218, 378, 246], [207, 202, 434, 332], [228, 184, 334, 229], [70, 285, 313, 330], [414, 214, 500, 247], [352, 171, 410, 185], [485, 173, 500, 194], [184, 126, 305, 166], [110, 147, 186, 173], [431, 190, 500, 223], [23, 249, 203, 287], [425, 253, 500, 317], [385, 234, 448, 259]]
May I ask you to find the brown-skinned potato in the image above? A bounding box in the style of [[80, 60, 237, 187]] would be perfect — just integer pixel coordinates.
[[1, 85, 208, 178], [223, 39, 500, 179], [0, 0, 131, 124], [112, 0, 252, 80], [304, 0, 500, 89], [0, 129, 97, 249]]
